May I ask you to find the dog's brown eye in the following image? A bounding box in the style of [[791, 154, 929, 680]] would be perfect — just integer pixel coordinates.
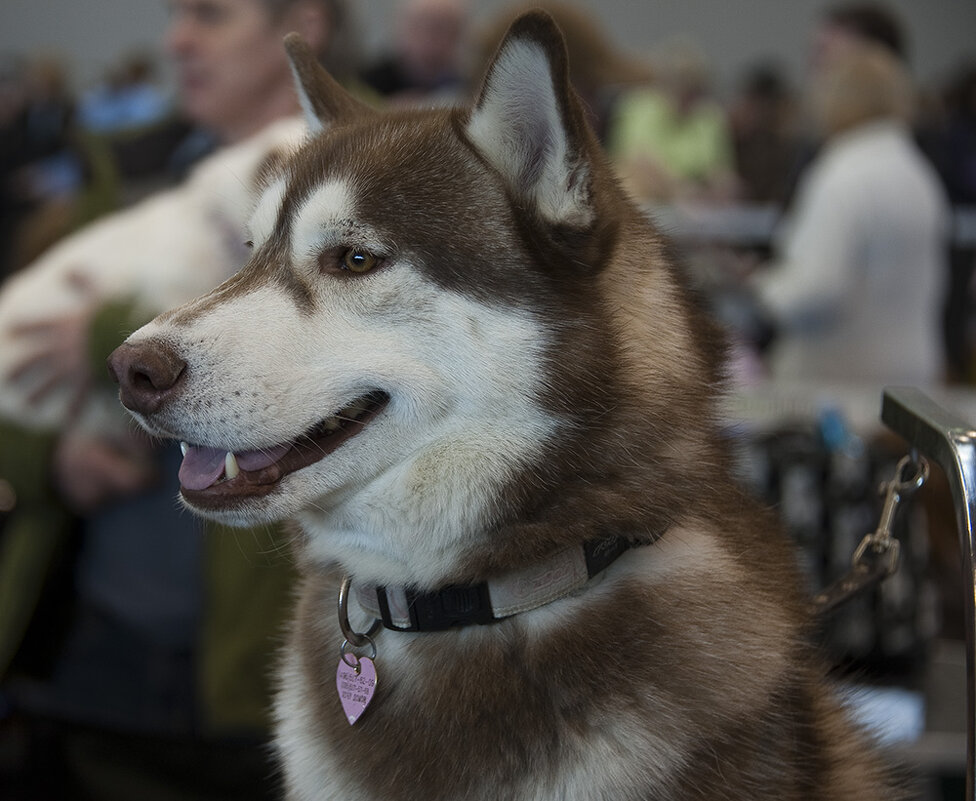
[[341, 249, 379, 274]]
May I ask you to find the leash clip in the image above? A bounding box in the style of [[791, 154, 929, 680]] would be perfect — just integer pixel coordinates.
[[853, 453, 928, 571], [813, 454, 928, 615]]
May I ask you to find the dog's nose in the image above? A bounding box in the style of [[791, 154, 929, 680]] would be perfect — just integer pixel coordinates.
[[108, 340, 187, 415]]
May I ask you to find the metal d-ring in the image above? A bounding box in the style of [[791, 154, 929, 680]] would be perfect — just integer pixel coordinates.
[[338, 575, 381, 649], [340, 637, 377, 671]]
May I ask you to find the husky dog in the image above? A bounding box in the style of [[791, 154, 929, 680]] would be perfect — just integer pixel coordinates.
[[109, 12, 899, 801]]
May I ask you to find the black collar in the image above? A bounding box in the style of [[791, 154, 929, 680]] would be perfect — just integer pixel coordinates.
[[354, 533, 661, 633]]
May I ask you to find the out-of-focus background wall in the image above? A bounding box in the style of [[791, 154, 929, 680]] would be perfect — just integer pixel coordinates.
[[2, 0, 974, 97]]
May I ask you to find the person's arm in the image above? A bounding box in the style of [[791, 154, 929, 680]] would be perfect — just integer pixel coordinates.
[[3, 295, 157, 513], [753, 162, 858, 331], [6, 285, 145, 407], [57, 296, 159, 513]]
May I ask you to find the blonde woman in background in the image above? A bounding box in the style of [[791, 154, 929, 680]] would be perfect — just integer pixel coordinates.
[[753, 43, 948, 386]]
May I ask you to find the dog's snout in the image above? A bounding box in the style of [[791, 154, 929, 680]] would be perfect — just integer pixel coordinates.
[[108, 340, 187, 415]]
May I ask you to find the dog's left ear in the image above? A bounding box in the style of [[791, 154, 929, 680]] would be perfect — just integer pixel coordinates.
[[465, 11, 594, 229], [284, 33, 375, 133]]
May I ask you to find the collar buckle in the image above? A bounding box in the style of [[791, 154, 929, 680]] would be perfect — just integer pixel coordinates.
[[377, 583, 494, 632]]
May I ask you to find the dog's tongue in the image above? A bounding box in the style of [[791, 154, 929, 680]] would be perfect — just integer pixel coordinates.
[[179, 446, 226, 491], [179, 443, 291, 490]]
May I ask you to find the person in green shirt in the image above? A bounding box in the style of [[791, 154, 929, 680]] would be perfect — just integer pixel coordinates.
[[608, 37, 736, 204]]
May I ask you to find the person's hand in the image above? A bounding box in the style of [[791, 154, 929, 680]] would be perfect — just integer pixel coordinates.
[[52, 428, 158, 513], [5, 271, 97, 409]]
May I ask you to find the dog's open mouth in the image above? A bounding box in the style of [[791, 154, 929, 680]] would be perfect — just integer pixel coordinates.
[[178, 390, 389, 506]]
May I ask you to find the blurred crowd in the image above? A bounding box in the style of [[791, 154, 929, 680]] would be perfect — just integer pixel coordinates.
[[0, 0, 974, 798]]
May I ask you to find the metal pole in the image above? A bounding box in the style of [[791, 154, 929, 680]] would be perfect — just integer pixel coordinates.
[[881, 386, 976, 800]]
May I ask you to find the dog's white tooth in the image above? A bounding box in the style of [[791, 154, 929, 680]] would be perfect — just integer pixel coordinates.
[[323, 416, 342, 432], [180, 441, 189, 456], [225, 451, 240, 479]]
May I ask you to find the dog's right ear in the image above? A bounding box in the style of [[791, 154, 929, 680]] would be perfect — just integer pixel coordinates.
[[284, 33, 375, 133], [465, 11, 595, 230]]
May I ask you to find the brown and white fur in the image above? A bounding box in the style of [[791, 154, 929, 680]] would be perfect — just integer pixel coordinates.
[[109, 12, 900, 801]]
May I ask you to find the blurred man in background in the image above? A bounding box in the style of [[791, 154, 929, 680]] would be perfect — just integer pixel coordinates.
[[0, 3, 359, 799]]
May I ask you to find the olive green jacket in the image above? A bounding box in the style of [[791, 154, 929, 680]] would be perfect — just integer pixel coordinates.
[[0, 300, 296, 735]]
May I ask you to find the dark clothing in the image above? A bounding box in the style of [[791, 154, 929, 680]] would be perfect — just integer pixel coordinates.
[[360, 55, 462, 99]]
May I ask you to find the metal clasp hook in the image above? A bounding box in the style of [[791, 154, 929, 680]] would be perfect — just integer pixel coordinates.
[[337, 575, 381, 656], [850, 453, 928, 576]]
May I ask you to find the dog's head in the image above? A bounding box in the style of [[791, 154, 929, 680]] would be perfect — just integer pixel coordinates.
[[110, 12, 721, 586]]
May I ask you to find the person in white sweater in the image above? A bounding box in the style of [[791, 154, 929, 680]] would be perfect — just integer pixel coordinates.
[[754, 43, 949, 386]]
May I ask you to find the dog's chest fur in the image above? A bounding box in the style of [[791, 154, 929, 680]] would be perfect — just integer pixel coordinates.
[[276, 515, 890, 801]]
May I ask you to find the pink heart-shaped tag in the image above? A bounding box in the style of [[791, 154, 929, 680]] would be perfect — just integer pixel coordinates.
[[336, 655, 377, 725]]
